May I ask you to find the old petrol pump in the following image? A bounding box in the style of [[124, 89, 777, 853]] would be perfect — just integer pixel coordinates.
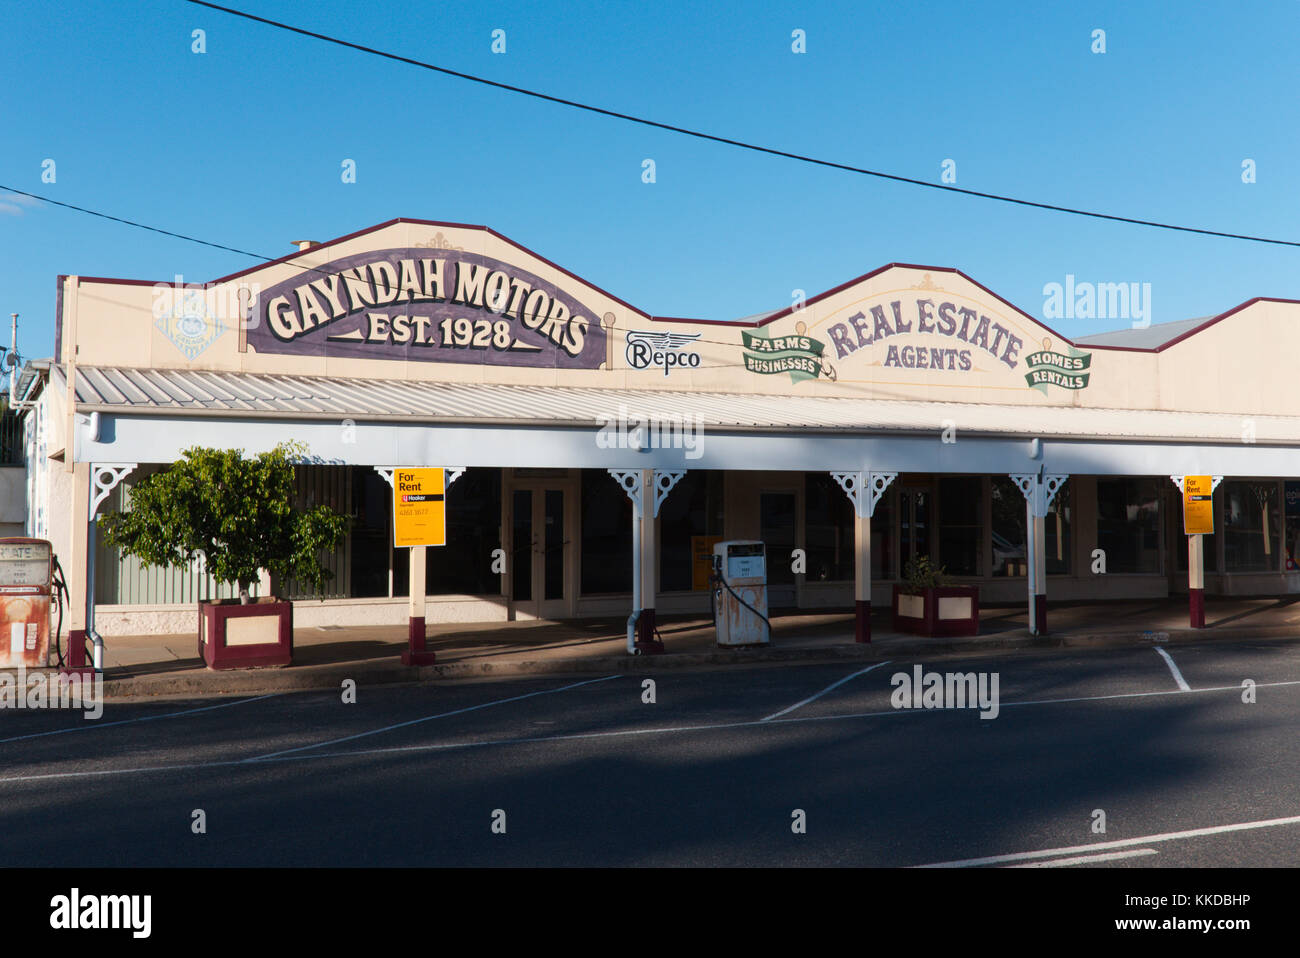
[[0, 538, 57, 668], [710, 540, 771, 646]]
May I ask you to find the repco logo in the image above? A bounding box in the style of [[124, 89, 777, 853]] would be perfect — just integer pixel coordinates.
[[625, 331, 702, 376]]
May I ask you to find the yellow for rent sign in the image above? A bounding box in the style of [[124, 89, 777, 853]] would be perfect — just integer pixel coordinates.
[[1183, 475, 1214, 535], [393, 468, 446, 547]]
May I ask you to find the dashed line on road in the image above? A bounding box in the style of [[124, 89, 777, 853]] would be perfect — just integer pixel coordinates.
[[1006, 848, 1157, 867], [761, 661, 893, 722], [244, 674, 623, 761], [915, 814, 1300, 867], [1155, 647, 1192, 692]]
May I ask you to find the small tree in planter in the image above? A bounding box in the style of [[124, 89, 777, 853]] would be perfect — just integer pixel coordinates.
[[892, 555, 979, 637], [98, 441, 348, 669]]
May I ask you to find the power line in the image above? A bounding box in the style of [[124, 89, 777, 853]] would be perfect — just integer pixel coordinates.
[[0, 186, 276, 262], [181, 0, 1300, 250], [0, 185, 763, 358]]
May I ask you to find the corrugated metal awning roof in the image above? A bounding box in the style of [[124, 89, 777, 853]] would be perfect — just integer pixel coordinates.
[[1075, 316, 1210, 349], [50, 364, 1300, 444]]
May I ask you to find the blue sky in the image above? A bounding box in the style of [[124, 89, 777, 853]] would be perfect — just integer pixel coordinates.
[[4, 0, 1300, 363]]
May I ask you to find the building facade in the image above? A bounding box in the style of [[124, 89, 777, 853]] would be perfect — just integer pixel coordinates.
[[23, 218, 1300, 645]]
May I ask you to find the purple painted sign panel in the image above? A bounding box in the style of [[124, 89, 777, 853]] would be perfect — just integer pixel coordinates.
[[246, 248, 607, 369]]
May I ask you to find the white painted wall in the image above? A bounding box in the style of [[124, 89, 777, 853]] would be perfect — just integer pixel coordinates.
[[0, 465, 25, 525]]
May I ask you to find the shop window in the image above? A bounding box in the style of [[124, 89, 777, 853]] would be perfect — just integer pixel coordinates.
[[581, 469, 633, 595], [1096, 478, 1161, 573], [1223, 480, 1281, 573], [991, 478, 1072, 576], [938, 477, 982, 576], [1286, 482, 1300, 572], [759, 492, 797, 595], [873, 486, 895, 581], [425, 468, 502, 595], [990, 478, 1026, 578], [804, 474, 852, 582], [659, 472, 725, 592], [1045, 482, 1072, 575], [803, 475, 895, 583], [348, 468, 395, 598]]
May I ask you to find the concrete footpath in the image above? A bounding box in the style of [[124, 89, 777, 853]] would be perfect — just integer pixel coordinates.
[[61, 595, 1300, 699]]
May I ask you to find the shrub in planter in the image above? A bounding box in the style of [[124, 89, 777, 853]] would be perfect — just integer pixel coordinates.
[[892, 556, 979, 637], [98, 441, 348, 669]]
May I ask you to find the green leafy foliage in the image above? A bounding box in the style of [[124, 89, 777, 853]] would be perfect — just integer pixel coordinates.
[[97, 442, 347, 602], [902, 554, 950, 592]]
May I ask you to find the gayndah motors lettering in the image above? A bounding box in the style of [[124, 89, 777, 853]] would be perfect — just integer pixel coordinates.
[[262, 254, 589, 357]]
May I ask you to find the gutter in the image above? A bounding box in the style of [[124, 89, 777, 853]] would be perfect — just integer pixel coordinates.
[[65, 405, 1300, 447]]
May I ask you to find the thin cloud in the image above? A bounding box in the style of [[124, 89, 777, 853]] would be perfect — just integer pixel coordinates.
[[0, 192, 43, 216]]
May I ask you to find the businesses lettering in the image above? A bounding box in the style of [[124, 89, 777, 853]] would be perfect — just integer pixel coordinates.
[[247, 248, 607, 369], [740, 331, 830, 382]]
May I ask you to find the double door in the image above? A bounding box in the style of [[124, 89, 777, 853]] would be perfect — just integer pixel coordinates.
[[506, 479, 576, 619]]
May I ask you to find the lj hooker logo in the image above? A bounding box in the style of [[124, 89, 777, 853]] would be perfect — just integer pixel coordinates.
[[1023, 340, 1091, 392], [741, 324, 834, 383]]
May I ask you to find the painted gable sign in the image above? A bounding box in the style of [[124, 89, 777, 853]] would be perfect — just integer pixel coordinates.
[[246, 248, 607, 369], [771, 284, 1092, 392]]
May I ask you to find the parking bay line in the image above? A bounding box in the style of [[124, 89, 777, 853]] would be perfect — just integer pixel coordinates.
[[5, 677, 1300, 786], [761, 661, 893, 722], [0, 693, 282, 745], [258, 676, 1300, 765], [915, 814, 1300, 868], [1155, 647, 1192, 692], [245, 674, 623, 761]]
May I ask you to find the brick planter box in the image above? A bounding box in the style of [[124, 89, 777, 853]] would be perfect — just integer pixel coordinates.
[[198, 597, 293, 670], [892, 585, 979, 637]]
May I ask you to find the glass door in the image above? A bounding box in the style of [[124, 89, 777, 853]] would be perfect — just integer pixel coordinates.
[[899, 485, 931, 572], [506, 480, 575, 619]]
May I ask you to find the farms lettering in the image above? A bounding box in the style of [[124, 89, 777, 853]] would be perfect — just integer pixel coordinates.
[[826, 299, 1024, 371], [248, 248, 607, 369]]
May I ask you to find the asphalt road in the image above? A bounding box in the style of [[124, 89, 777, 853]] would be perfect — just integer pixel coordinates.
[[2, 638, 1299, 868]]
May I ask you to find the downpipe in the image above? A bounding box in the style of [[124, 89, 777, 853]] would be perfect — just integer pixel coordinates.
[[627, 610, 640, 655]]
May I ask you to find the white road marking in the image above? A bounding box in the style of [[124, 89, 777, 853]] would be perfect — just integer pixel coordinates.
[[761, 661, 893, 721], [916, 814, 1300, 867], [229, 678, 1300, 764], [1155, 647, 1191, 691], [245, 674, 622, 761], [0, 693, 281, 745], [1007, 848, 1157, 867], [4, 677, 1300, 785]]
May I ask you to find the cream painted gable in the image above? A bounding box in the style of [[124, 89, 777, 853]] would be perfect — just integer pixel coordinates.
[[57, 220, 1298, 418]]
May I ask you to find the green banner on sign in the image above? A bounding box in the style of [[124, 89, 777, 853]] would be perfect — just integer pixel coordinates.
[[1025, 369, 1090, 390], [741, 329, 829, 383], [1024, 350, 1091, 372]]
